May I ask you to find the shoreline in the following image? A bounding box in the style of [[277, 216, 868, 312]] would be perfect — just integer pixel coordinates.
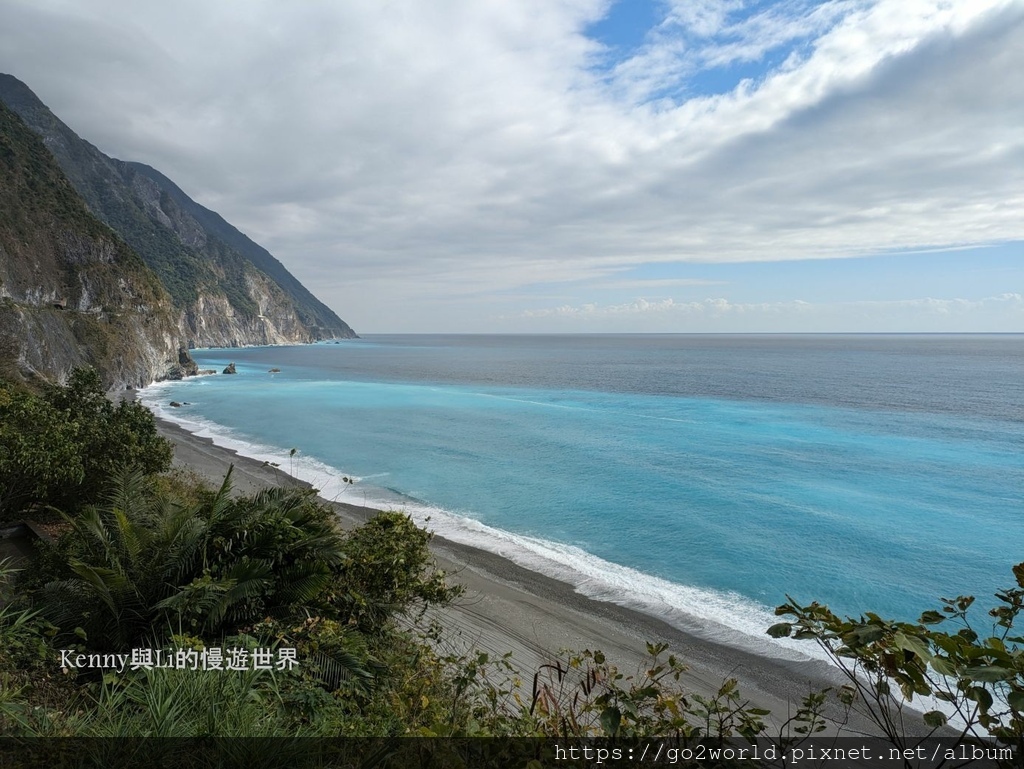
[[152, 412, 875, 735]]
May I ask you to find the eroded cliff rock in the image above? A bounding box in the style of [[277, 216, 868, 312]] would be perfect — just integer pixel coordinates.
[[0, 100, 180, 389], [0, 74, 356, 360]]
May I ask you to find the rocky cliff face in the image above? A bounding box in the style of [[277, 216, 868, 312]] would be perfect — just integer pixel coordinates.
[[0, 74, 356, 357], [0, 100, 180, 388]]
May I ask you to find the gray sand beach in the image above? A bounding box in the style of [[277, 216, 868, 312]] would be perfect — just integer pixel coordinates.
[[156, 413, 875, 736]]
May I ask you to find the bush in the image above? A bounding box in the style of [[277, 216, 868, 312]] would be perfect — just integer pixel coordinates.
[[0, 368, 171, 518], [772, 561, 1024, 760], [333, 512, 464, 633]]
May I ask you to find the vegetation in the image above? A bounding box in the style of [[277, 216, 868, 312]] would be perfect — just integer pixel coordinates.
[[0, 98, 180, 388], [1, 77, 355, 336], [0, 368, 171, 519], [773, 567, 1024, 761], [1, 374, 1021, 767], [126, 160, 354, 335]]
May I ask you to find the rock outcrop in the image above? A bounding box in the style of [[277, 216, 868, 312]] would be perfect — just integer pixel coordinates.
[[0, 100, 180, 388], [0, 74, 358, 389], [0, 74, 356, 363]]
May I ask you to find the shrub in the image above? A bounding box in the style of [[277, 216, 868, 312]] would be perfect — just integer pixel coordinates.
[[332, 512, 464, 633], [0, 367, 171, 518], [772, 561, 1024, 762]]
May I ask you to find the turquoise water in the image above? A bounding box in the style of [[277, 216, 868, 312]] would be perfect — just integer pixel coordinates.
[[142, 334, 1024, 658]]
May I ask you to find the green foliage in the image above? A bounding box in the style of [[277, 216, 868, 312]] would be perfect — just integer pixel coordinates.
[[448, 642, 823, 743], [0, 368, 172, 518], [34, 468, 347, 648], [333, 512, 464, 633], [0, 100, 117, 248], [0, 560, 52, 674], [0, 383, 84, 516], [47, 368, 172, 500], [773, 562, 1024, 760], [0, 559, 69, 735], [251, 616, 379, 700]]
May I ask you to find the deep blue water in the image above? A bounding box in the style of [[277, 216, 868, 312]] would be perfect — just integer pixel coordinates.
[[142, 334, 1024, 657]]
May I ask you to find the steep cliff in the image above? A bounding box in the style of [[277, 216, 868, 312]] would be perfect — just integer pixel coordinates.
[[0, 74, 356, 349], [0, 101, 180, 388]]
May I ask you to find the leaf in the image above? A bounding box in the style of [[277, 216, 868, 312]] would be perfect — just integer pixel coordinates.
[[1013, 562, 1024, 589], [894, 631, 931, 661], [1007, 691, 1024, 712], [963, 665, 1014, 684], [958, 627, 979, 643], [843, 625, 885, 646], [919, 610, 945, 625], [837, 685, 857, 705], [646, 641, 668, 657], [922, 710, 948, 728], [766, 623, 793, 638], [599, 706, 621, 737], [965, 686, 993, 712]]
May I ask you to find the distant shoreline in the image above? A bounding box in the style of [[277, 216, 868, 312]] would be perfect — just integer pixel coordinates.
[[144, 394, 876, 736]]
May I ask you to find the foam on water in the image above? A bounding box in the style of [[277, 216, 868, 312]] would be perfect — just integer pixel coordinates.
[[141, 383, 827, 664], [139, 333, 1024, 695]]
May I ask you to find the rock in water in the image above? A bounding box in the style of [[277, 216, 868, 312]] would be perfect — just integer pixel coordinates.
[[178, 347, 199, 376], [223, 363, 237, 375]]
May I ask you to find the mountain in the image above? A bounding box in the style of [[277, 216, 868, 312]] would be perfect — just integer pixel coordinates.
[[0, 99, 180, 387], [0, 74, 356, 351]]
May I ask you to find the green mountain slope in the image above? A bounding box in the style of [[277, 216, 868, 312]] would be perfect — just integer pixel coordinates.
[[127, 162, 347, 335], [0, 100, 180, 387], [0, 74, 356, 347]]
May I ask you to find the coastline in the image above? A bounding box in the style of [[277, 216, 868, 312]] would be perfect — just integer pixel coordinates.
[[153, 411, 873, 735]]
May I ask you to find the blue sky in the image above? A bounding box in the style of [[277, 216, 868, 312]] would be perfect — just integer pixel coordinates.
[[1, 0, 1022, 332], [585, 0, 818, 101]]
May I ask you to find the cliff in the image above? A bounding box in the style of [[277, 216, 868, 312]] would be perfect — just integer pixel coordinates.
[[0, 100, 180, 388], [0, 74, 356, 352]]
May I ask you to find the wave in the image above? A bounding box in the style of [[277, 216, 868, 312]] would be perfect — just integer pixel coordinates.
[[140, 382, 830, 666]]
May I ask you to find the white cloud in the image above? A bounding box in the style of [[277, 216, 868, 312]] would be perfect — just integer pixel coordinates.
[[603, 0, 864, 102], [0, 0, 1022, 331], [515, 293, 1024, 331], [591, 277, 727, 289]]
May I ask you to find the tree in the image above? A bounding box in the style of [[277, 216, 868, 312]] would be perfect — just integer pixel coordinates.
[[331, 512, 464, 634], [43, 368, 171, 507], [771, 563, 1024, 764], [0, 368, 171, 519], [0, 382, 82, 517]]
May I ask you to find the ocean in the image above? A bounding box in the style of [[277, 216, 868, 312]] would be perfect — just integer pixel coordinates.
[[141, 334, 1024, 660]]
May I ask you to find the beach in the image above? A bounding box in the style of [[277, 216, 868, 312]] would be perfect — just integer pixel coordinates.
[[156, 414, 873, 735]]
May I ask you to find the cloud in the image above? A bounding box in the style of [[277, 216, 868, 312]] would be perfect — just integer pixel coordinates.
[[590, 277, 727, 289], [515, 293, 1024, 331], [601, 0, 864, 102], [0, 0, 1021, 331]]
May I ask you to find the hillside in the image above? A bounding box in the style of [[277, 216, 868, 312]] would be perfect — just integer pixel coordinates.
[[0, 99, 180, 388], [0, 74, 356, 349]]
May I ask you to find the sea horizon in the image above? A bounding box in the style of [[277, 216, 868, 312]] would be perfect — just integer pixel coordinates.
[[143, 333, 1024, 663]]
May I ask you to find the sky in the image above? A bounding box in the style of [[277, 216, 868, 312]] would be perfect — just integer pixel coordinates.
[[1, 0, 1022, 333]]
